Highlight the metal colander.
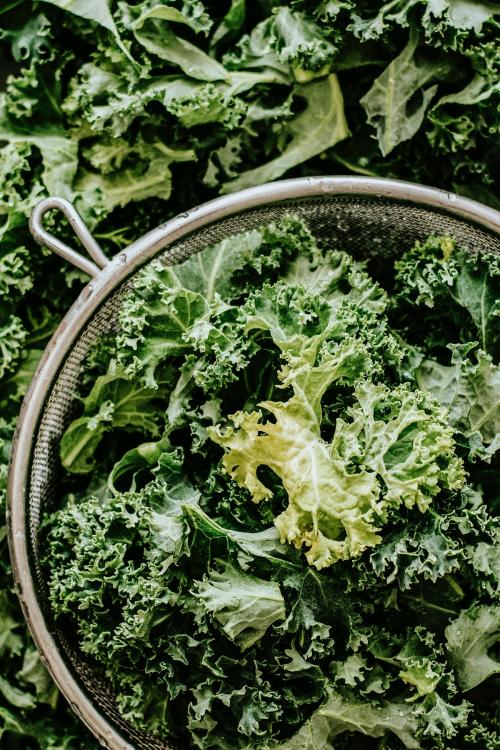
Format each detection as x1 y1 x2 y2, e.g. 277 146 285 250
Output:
8 177 500 749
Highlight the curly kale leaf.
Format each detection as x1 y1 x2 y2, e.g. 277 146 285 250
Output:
393 235 500 359
59 367 173 473
0 96 78 201
222 74 348 192
368 486 498 593
76 138 196 223
44 468 321 745
114 216 315 388
276 688 420 749
0 315 26 380
446 604 500 691
465 528 500 598
360 29 450 156
348 0 500 42
416 344 500 460
129 10 228 81
193 563 286 650
225 6 336 79
162 214 316 303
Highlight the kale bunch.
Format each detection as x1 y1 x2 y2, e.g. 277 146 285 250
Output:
44 218 499 749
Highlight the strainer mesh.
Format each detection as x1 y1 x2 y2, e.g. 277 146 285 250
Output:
27 196 500 749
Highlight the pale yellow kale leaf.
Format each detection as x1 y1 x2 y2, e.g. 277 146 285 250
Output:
210 340 464 570
210 339 382 568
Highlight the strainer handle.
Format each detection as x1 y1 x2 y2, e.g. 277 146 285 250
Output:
29 197 109 278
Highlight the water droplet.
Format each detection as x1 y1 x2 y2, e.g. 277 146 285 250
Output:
337 219 349 232
118 253 127 264
179 211 189 219
447 192 457 203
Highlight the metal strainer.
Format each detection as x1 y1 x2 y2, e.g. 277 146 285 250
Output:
8 177 500 749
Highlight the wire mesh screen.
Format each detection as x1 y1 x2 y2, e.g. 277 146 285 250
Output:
26 195 500 749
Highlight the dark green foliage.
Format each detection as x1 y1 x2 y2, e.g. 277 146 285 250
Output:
1 1 499 748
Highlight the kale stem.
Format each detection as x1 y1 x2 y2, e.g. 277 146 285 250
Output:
444 575 465 599
0 0 23 15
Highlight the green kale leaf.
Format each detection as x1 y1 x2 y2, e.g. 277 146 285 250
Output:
446 605 500 691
